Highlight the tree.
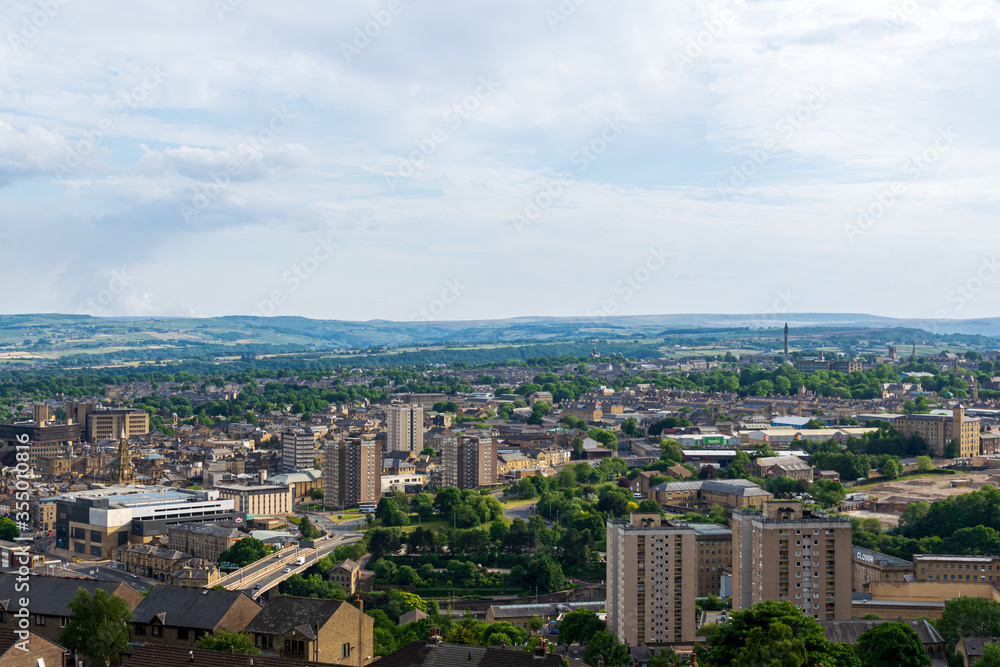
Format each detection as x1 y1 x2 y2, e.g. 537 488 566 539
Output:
974 643 1000 667
916 455 933 472
621 417 643 437
218 537 270 567
696 600 857 667
876 454 902 480
558 609 605 645
196 630 261 655
529 616 546 633
0 518 19 541
944 438 960 458
59 588 133 667
367 528 403 559
480 621 526 647
935 597 1000 656
808 479 846 508
727 450 750 479
310 488 324 500
523 555 565 593
637 500 661 513
660 439 684 463
571 437 586 460
298 516 322 540
856 622 930 667
583 631 630 667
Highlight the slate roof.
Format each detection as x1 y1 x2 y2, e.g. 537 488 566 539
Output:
820 619 943 645
372 641 582 667
0 574 143 617
132 585 259 630
244 596 350 637
123 644 325 667
959 637 1000 658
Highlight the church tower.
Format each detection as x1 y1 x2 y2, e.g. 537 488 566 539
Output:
783 323 789 358
112 426 135 485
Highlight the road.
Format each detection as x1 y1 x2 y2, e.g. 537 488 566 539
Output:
503 501 537 522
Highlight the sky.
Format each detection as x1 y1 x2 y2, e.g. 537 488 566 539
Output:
1 0 999 324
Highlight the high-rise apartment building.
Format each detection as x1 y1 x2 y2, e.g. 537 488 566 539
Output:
694 523 732 598
282 429 315 472
323 438 380 510
441 435 497 489
732 500 852 621
386 405 424 452
606 514 697 646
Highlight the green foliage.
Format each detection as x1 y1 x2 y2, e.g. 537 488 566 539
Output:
696 600 859 667
298 515 322 540
875 454 902 479
59 588 133 667
367 527 403 559
916 455 933 472
558 609 605 646
974 643 1000 667
857 622 930 667
195 630 261 655
480 621 527 647
934 597 1000 657
648 417 693 436
218 537 269 567
277 574 348 600
808 479 846 507
0 517 19 541
583 631 630 667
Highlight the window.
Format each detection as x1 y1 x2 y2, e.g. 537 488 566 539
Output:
177 628 189 639
151 625 162 637
135 624 146 635
60 617 68 628
342 643 352 658
34 615 45 626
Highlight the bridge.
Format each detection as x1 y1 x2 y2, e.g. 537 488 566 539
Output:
212 533 363 598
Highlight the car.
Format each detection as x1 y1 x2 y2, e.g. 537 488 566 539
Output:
88 570 95 575
284 567 292 573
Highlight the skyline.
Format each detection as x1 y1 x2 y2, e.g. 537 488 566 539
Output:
1 1 998 322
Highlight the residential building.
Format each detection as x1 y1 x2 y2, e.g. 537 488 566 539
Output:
441 436 497 489
795 358 863 374
216 484 292 517
328 559 361 595
958 638 1000 667
0 575 143 645
123 644 330 667
281 429 315 472
372 640 575 667
0 630 66 667
899 405 980 457
130 585 261 647
694 523 733 598
852 547 913 591
245 596 374 666
323 438 380 510
386 405 424 453
606 514 697 646
53 486 238 559
380 473 425 495
732 500 852 621
167 522 243 562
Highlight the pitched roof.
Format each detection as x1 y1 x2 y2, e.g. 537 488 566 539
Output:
0 629 65 656
0 574 142 617
244 596 354 636
132 585 259 630
123 643 325 667
373 641 578 667
820 619 943 646
959 637 1000 658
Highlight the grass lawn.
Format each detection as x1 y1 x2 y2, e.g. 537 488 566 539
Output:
500 498 538 509
287 515 301 524
400 517 451 533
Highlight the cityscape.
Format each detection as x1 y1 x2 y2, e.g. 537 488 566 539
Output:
2 2 999 667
